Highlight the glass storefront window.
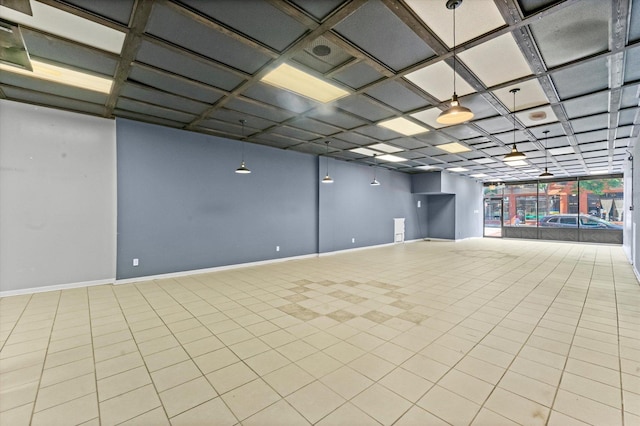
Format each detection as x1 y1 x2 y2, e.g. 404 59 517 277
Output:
503 183 537 227
579 178 623 224
483 176 623 242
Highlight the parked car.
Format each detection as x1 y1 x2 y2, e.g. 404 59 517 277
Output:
538 214 622 229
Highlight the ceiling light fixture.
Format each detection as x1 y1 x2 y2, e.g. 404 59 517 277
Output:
437 0 474 125
377 117 428 136
504 87 526 162
0 59 113 93
235 119 251 174
437 141 471 153
260 63 349 103
539 130 553 178
322 141 333 183
371 154 380 186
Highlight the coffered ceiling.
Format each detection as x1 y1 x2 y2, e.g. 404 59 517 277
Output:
1 0 638 181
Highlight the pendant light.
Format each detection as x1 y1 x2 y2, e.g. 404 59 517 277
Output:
322 140 333 183
539 130 553 178
235 119 251 174
437 0 474 125
504 88 526 162
370 154 380 186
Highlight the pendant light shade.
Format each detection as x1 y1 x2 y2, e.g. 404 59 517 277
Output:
322 140 333 183
436 0 473 125
504 88 526 162
539 130 553 178
437 93 474 125
371 154 380 186
235 119 251 174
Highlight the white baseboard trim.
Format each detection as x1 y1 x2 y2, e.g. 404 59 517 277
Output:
114 254 318 285
0 278 114 298
319 239 425 257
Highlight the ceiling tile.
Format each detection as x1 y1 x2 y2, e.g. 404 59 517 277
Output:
551 57 608 99
334 0 435 71
289 0 349 21
58 0 134 25
405 61 475 102
571 113 609 133
406 0 505 47
624 45 640 83
135 40 244 91
529 0 610 67
0 0 126 53
457 33 532 88
515 105 558 127
563 91 609 118
22 29 118 76
335 95 394 121
242 83 318 113
493 79 549 111
146 2 271 74
365 81 431 112
121 83 209 115
332 61 384 89
181 0 306 51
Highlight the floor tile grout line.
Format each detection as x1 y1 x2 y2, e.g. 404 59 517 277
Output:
612 248 627 426
108 283 174 424
26 291 62 425
544 244 598 426
454 243 589 425
0 293 33 353
123 276 292 423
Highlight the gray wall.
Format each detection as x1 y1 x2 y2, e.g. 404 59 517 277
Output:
411 171 484 240
0 100 117 293
116 119 318 279
442 172 484 239
427 195 455 239
319 158 428 253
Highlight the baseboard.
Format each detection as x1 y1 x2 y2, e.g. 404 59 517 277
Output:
0 278 114 298
319 239 426 257
114 253 318 285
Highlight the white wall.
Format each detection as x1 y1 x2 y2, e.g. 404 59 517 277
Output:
624 141 639 280
0 100 117 294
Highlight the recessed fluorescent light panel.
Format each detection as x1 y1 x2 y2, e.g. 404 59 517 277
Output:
261 63 349 103
377 154 406 162
0 1 125 54
448 167 468 172
473 158 497 164
505 160 528 166
0 59 113 93
369 143 403 153
416 165 438 170
590 170 609 175
470 173 488 178
349 147 379 156
437 142 471 153
377 117 429 136
549 146 575 155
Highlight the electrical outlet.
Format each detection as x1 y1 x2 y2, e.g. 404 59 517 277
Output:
351 237 355 243
133 258 139 267
276 246 280 252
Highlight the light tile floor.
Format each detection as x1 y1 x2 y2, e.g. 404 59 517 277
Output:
1 239 639 425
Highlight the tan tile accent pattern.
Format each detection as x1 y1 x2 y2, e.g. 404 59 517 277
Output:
0 239 639 425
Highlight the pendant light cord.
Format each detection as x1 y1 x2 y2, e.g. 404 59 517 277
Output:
240 119 246 162
452 5 456 94
544 130 549 170
512 90 516 144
